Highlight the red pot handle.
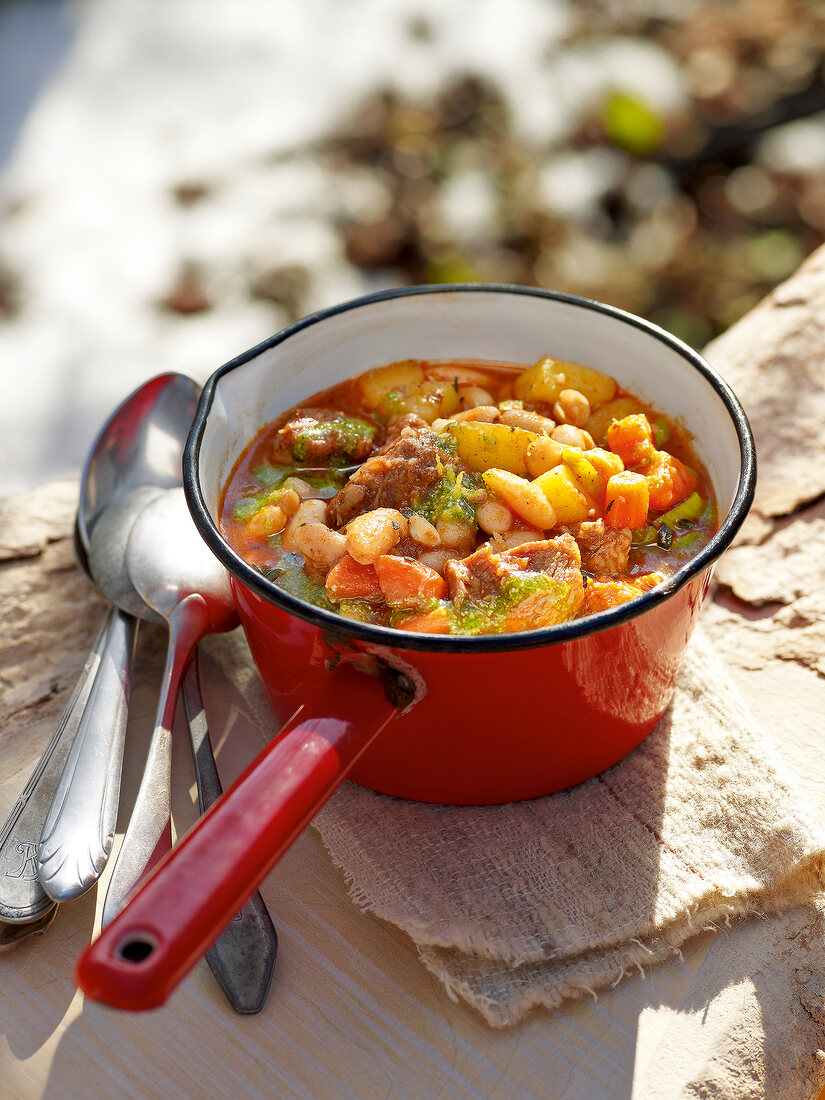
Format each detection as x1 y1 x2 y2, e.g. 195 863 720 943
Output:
75 661 398 1010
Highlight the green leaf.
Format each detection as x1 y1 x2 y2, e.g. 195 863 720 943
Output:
602 90 664 155
426 252 481 285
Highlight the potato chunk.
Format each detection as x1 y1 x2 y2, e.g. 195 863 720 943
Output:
515 357 617 408
446 421 538 475
383 380 461 423
359 360 424 408
533 465 590 524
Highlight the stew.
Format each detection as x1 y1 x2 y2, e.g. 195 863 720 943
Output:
220 356 716 635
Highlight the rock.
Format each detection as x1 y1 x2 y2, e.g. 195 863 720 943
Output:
0 482 106 762
704 245 825 518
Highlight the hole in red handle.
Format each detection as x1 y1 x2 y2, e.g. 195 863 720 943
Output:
116 934 157 964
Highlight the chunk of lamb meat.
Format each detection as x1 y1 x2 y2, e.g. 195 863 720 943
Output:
327 424 443 528
272 408 376 465
445 535 584 630
581 571 665 615
383 412 430 443
564 519 631 576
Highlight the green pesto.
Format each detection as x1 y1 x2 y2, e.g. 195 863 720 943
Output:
337 599 376 622
497 571 565 610
291 415 376 463
452 573 567 635
380 389 407 417
232 496 266 522
270 553 335 611
252 464 290 488
412 465 482 526
253 464 345 493
435 432 458 456
232 466 344 521
254 463 343 490
386 572 566 636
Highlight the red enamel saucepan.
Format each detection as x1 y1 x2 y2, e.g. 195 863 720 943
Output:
76 285 756 1010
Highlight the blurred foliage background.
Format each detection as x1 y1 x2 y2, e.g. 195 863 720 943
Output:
4 0 825 490
226 0 825 351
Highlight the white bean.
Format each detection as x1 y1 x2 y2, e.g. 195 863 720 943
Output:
418 549 459 574
499 408 556 434
553 388 591 427
282 499 329 550
409 514 441 547
551 424 595 449
525 436 564 478
282 476 319 500
346 508 408 564
476 500 513 534
291 523 348 571
268 487 300 516
449 405 500 423
246 505 287 540
436 518 476 552
458 386 495 409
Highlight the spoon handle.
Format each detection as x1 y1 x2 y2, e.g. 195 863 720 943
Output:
102 593 209 926
0 611 111 922
181 657 277 1013
37 607 137 902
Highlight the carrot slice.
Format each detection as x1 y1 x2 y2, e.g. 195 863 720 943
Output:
325 554 383 602
394 605 453 634
644 452 698 512
604 471 650 529
374 555 447 607
607 414 656 467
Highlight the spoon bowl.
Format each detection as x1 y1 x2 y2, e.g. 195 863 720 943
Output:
0 374 199 928
126 488 237 632
87 486 166 623
36 375 201 904
77 375 205 554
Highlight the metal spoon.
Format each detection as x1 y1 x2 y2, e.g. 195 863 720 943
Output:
0 374 198 929
103 487 277 1011
0 624 104 924
36 374 201 904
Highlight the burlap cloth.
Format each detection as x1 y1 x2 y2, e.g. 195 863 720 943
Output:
215 622 825 1029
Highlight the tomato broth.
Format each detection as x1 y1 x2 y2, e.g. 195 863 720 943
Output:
220 356 716 636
